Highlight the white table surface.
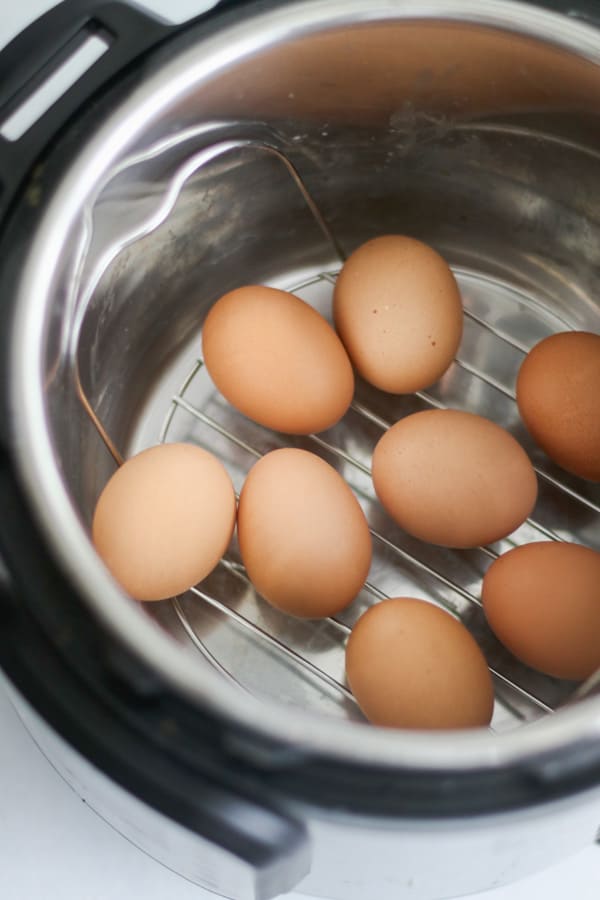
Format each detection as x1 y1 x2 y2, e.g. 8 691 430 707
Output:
1 1 600 898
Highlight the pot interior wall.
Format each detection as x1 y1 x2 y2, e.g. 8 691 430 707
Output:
40 12 600 732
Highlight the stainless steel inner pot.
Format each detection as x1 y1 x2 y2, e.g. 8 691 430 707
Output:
11 0 600 772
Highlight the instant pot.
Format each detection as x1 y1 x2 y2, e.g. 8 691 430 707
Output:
1 1 600 898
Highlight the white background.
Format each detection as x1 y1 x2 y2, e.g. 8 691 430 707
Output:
1 1 599 898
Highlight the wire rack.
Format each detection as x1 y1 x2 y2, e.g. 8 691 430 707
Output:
63 124 600 731
152 265 600 734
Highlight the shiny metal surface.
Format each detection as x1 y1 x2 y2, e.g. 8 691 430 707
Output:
9 0 600 770
7 672 600 900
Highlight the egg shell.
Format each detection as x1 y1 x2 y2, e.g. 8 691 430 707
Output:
372 409 538 548
516 331 600 481
333 235 463 393
237 448 372 617
202 285 354 434
346 598 494 729
482 541 600 680
92 443 236 602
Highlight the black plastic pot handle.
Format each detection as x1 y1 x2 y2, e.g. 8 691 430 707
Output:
0 0 177 221
0 441 311 899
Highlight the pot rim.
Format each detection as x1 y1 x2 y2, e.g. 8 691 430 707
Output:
9 0 600 775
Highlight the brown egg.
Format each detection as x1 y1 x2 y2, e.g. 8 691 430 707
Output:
372 409 537 548
346 598 494 729
202 285 354 434
516 331 600 481
482 541 600 680
92 443 236 602
238 448 372 617
333 235 463 393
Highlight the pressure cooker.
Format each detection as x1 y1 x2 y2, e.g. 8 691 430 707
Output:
0 1 600 898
